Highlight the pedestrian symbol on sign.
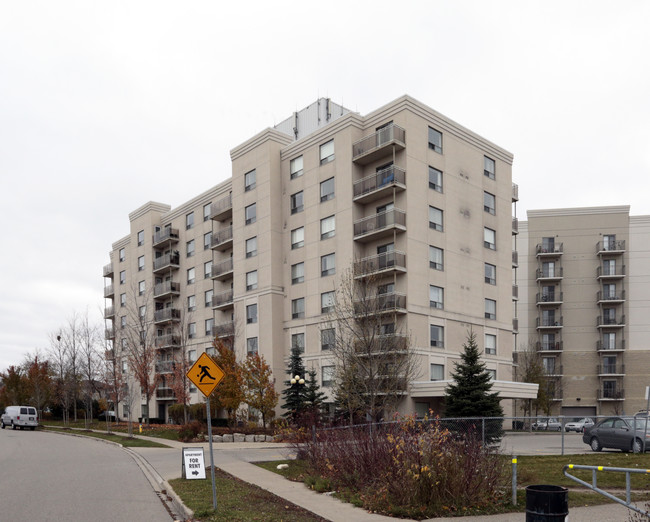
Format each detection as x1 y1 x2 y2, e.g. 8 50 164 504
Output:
198 364 216 382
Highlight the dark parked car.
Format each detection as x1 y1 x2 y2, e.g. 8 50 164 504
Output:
583 416 650 453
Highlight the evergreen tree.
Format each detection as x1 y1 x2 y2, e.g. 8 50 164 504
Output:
281 346 308 422
445 331 504 442
303 368 326 424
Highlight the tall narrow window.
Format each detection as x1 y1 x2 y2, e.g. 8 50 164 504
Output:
246 337 258 355
204 261 212 279
484 191 496 215
291 333 305 353
430 364 444 381
320 215 335 239
429 286 444 309
246 304 258 324
187 295 196 312
119 248 125 262
320 139 334 165
484 227 496 250
204 232 212 250
291 262 304 284
138 280 145 295
429 206 443 231
137 230 144 246
290 191 304 214
246 270 258 291
187 267 195 284
322 366 334 387
120 270 126 284
186 240 195 257
321 291 335 313
485 263 496 285
320 177 335 202
204 289 213 307
485 334 497 355
321 328 335 351
428 166 442 192
245 237 257 258
428 127 442 153
429 246 443 270
292 298 305 319
321 253 335 277
485 299 496 320
203 203 211 221
484 156 495 179
244 169 256 192
291 227 304 249
290 156 303 179
205 318 214 336
430 325 444 348
245 203 256 225
186 212 194 230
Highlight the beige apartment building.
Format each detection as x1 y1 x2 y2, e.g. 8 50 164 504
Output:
103 95 537 422
518 207 650 417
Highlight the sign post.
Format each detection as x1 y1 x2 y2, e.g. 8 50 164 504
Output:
187 352 225 510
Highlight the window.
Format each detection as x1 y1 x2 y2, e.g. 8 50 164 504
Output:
602 283 616 299
137 230 144 246
320 215 335 240
485 263 496 285
290 155 303 179
542 357 555 375
603 234 617 250
120 270 126 285
428 127 442 153
322 365 334 387
186 239 195 257
290 191 304 214
246 304 258 324
188 322 196 339
245 203 256 225
119 248 125 262
321 253 335 277
204 232 212 250
321 328 335 351
206 346 216 356
187 295 196 312
292 298 305 319
429 206 443 231
485 334 497 355
202 318 212 336
484 227 496 250
205 289 213 307
187 267 195 284
244 169 256 191
430 325 444 348
120 316 126 329
136 255 144 271
487 369 497 381
186 212 194 230
429 166 442 192
291 227 304 249
485 299 496 320
320 177 335 202
429 246 443 270
247 337 258 355
204 261 212 279
291 262 304 284
291 333 304 353
245 237 257 258
430 363 444 381
320 139 334 165
484 156 495 179
120 293 126 307
121 337 127 349
603 259 616 276
602 332 616 350
541 285 556 301
542 261 556 278
122 360 127 373
246 270 258 291
321 291 335 313
429 286 444 309
203 203 211 222
484 191 496 215
138 280 145 295
541 237 555 253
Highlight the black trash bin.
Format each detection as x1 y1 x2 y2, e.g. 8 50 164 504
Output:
525 484 568 521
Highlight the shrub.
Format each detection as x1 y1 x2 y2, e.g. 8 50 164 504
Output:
168 404 185 424
178 420 204 442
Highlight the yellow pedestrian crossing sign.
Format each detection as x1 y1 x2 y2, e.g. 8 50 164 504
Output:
187 353 225 397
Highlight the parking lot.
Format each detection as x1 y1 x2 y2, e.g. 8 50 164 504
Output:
500 430 594 456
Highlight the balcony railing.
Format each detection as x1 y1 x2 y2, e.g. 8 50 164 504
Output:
156 387 175 399
353 292 407 315
153 308 181 324
536 317 563 328
597 265 626 278
104 284 115 298
597 290 625 303
353 166 406 203
512 218 519 235
512 284 519 300
103 263 114 277
512 183 519 202
153 227 179 247
105 327 115 340
536 267 563 280
353 251 406 278
536 341 563 352
512 318 519 332
597 315 625 327
352 123 406 164
153 281 180 298
512 251 519 267
536 292 563 305
153 252 180 273
154 334 180 348
536 243 564 256
545 365 563 377
212 321 235 338
212 289 234 309
104 306 115 319
210 194 232 221
353 209 406 242
355 333 410 355
596 240 625 254
598 364 625 376
155 361 175 374
211 258 234 280
211 225 233 251
598 388 625 400
597 339 626 351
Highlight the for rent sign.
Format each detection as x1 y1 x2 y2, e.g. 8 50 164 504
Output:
183 447 206 480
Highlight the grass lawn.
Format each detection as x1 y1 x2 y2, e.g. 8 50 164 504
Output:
44 419 183 441
169 468 328 522
43 426 171 448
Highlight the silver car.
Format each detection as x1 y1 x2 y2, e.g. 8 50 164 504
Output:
565 417 594 433
583 417 650 453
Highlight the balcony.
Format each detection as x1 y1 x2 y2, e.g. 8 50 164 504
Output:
154 334 180 349
536 267 563 281
512 251 519 268
212 321 235 339
352 123 406 165
104 284 115 298
597 290 625 304
536 243 563 257
156 387 176 400
512 218 519 235
210 194 232 221
211 225 233 251
512 318 519 333
536 292 563 306
155 361 175 374
355 333 410 355
153 281 180 299
597 388 625 401
103 263 114 277
545 365 563 377
211 258 234 281
353 292 407 316
536 341 563 352
212 289 234 310
353 209 406 243
597 339 626 352
104 306 115 319
598 364 625 376
536 316 563 329
152 227 179 248
597 265 626 279
153 252 180 274
353 166 406 204
512 284 519 301
105 327 115 340
512 183 519 202
153 308 181 324
597 240 625 255
353 251 406 279
105 349 115 361
596 315 625 328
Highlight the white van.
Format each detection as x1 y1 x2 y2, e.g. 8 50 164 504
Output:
1 406 38 430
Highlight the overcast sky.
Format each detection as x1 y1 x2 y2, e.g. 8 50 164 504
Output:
1 1 649 372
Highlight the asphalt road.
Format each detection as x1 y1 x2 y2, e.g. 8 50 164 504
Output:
0 428 173 522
